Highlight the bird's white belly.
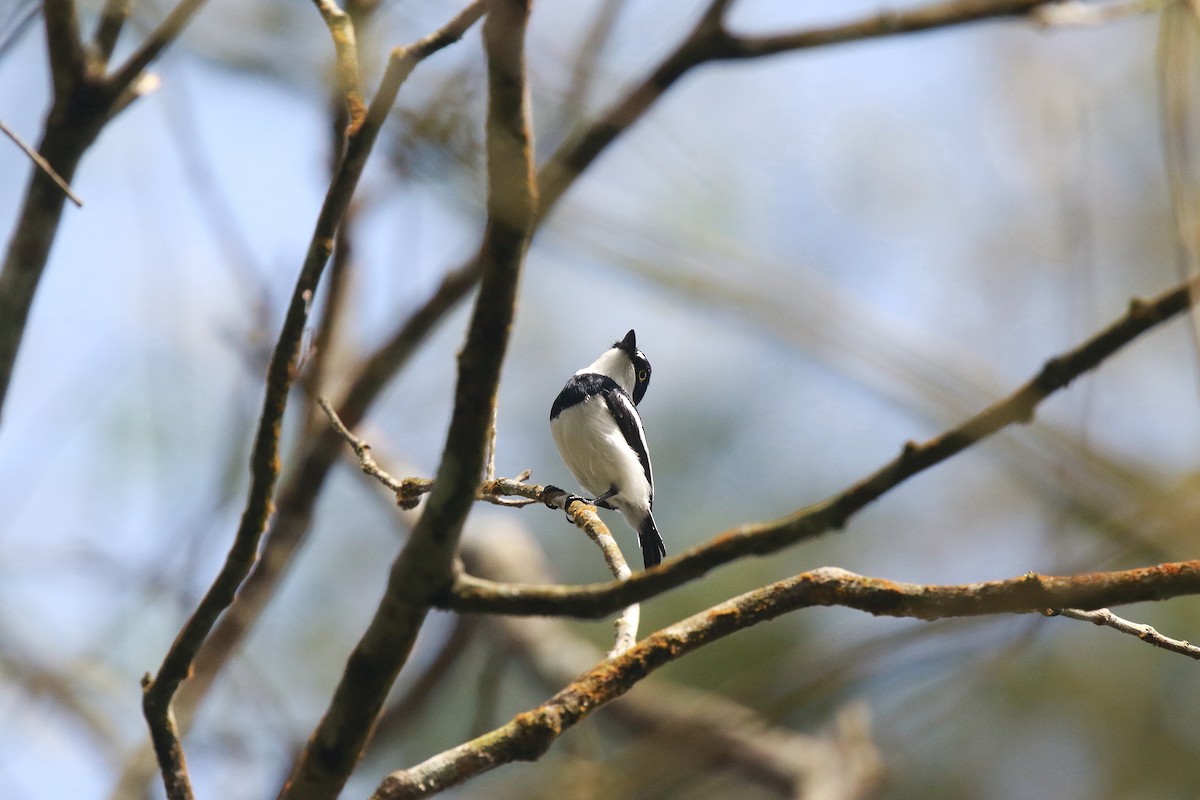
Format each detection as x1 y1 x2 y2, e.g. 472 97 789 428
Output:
550 397 651 514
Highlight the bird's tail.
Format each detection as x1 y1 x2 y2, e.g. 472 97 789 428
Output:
638 513 666 569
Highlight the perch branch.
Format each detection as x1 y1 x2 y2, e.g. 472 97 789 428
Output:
442 275 1200 618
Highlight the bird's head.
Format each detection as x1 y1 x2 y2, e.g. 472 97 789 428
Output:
578 329 652 404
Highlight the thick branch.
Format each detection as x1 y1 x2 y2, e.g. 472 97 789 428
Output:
277 3 537 798
441 275 1200 618
377 561 1200 798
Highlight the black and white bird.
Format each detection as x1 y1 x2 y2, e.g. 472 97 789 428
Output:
549 329 666 569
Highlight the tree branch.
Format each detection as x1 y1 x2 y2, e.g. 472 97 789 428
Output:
139 12 452 798
441 275 1200 618
538 0 1057 212
0 0 212 425
377 560 1200 798
715 0 1054 60
1052 606 1200 659
277 2 537 797
150 6 490 750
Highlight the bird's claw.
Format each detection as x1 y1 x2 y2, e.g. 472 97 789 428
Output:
561 493 589 522
543 484 590 522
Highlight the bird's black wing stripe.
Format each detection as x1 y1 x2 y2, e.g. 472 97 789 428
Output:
551 373 607 420
602 386 653 496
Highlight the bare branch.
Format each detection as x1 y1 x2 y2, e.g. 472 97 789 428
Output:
317 397 407 495
538 0 1057 214
140 6 469 796
1052 607 1200 659
0 0 214 425
141 12 493 755
443 275 1200 618
545 491 641 654
378 561 1200 798
717 0 1054 60
278 2 537 796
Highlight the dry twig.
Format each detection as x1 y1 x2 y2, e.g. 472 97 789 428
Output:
1052 606 1200 659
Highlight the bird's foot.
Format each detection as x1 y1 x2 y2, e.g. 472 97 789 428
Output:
543 485 589 521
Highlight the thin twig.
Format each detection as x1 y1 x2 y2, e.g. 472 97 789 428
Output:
443 275 1200 618
0 118 83 207
484 401 498 481
376 561 1200 798
317 396 407 494
1052 607 1200 659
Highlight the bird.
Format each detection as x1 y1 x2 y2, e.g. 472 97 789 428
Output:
549 329 666 569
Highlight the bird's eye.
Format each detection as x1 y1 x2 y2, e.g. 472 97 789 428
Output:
638 370 648 382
